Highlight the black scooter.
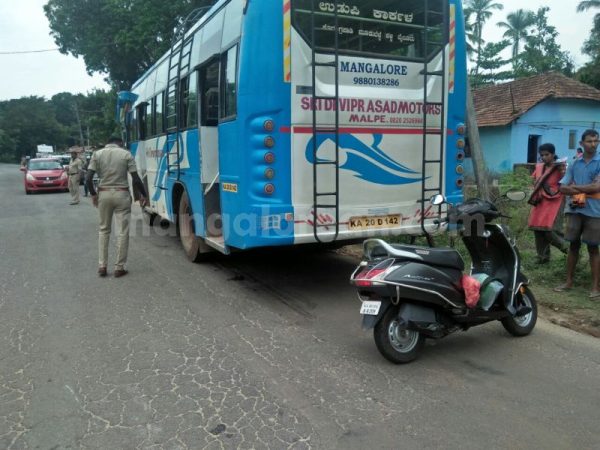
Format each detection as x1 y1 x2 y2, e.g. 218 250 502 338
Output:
350 193 537 363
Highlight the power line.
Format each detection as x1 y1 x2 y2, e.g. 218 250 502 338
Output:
0 48 60 55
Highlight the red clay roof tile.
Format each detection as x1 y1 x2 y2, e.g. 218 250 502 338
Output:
472 72 600 127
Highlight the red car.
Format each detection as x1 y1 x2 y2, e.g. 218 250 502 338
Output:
21 158 69 195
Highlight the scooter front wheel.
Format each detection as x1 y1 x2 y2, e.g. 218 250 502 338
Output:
374 305 425 364
501 287 538 336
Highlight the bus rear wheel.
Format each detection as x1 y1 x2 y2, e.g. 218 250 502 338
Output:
178 191 201 261
178 191 213 262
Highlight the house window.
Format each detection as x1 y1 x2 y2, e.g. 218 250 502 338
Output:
568 130 577 149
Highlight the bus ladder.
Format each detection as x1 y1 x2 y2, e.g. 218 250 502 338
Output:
310 0 340 243
419 0 447 243
165 8 208 178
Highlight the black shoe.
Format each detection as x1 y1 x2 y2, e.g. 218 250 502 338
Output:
98 267 107 277
114 269 128 278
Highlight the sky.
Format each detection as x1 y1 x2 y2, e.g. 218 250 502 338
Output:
0 1 596 101
0 0 109 101
480 0 594 68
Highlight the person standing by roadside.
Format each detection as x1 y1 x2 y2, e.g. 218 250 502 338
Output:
86 136 148 278
554 129 600 299
527 143 568 264
67 149 84 205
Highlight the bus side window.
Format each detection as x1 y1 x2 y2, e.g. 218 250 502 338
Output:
146 101 154 137
137 104 147 140
154 92 164 135
220 44 238 120
181 71 199 128
130 108 138 142
201 59 220 127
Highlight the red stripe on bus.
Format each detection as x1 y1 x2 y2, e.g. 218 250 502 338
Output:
283 127 442 135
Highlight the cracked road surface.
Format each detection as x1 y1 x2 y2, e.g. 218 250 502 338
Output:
1 164 599 449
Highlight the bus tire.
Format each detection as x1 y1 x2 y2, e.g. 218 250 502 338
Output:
178 191 213 262
178 191 201 261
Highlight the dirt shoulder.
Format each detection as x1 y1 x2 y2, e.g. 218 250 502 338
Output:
338 245 600 338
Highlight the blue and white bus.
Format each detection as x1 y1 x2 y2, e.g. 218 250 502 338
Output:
116 0 467 261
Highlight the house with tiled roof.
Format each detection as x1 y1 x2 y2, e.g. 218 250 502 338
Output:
470 72 600 173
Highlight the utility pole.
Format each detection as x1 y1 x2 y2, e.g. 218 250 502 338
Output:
466 87 490 201
73 101 85 147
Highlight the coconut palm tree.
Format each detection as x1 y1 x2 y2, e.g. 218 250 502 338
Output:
463 8 477 57
464 0 504 79
497 9 535 67
577 1 600 12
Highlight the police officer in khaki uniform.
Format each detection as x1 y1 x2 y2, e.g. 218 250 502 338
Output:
86 136 148 278
67 150 84 205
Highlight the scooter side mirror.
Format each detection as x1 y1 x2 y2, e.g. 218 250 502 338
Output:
505 190 526 201
430 194 445 205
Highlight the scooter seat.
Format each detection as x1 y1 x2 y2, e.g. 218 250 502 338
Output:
389 244 465 271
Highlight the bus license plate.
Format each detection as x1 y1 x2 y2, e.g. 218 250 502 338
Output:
349 214 401 230
360 301 381 316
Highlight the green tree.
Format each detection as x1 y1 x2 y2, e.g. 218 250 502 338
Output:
0 97 68 162
44 0 215 89
78 89 120 146
463 9 478 58
0 126 17 163
464 0 504 81
576 14 600 89
577 1 600 13
514 7 574 77
50 91 120 148
496 9 535 69
470 39 513 86
0 90 118 163
578 1 600 63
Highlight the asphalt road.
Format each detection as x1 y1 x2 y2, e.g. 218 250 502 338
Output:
1 163 599 450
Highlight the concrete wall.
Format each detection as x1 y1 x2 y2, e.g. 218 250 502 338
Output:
467 99 600 174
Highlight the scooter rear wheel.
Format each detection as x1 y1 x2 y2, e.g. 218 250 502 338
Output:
374 305 425 364
501 287 537 336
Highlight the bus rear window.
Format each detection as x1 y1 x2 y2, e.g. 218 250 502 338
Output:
292 0 445 60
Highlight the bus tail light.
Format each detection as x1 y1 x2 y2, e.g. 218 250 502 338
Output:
263 120 274 132
264 152 275 164
264 183 275 195
456 124 466 135
264 136 275 148
264 168 275 179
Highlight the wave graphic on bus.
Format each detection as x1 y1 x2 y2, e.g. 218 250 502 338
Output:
305 133 424 185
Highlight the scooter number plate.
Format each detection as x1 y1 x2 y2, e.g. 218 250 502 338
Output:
360 301 381 315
